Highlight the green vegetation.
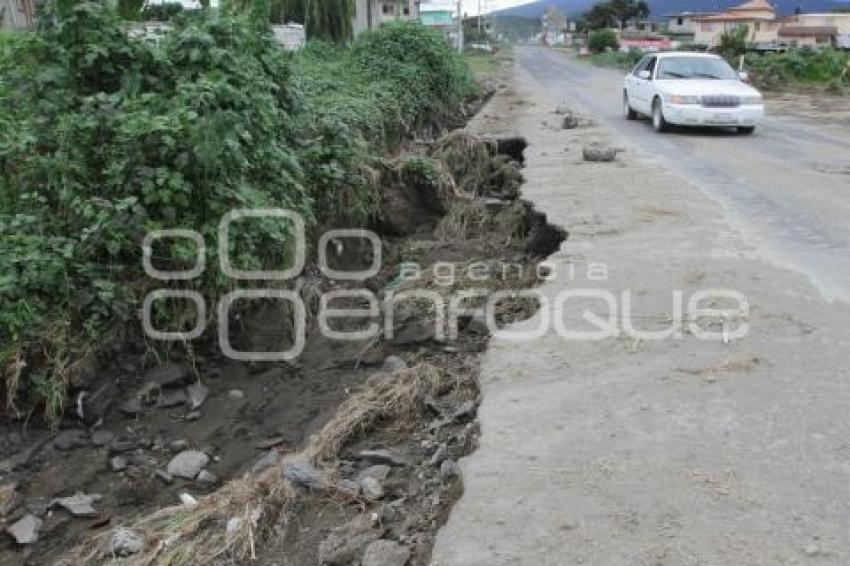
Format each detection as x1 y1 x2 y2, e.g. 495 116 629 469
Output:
0 3 473 423
587 49 642 69
588 29 620 53
743 49 850 90
717 26 749 62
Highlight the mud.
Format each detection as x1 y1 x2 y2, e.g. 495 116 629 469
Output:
0 112 565 564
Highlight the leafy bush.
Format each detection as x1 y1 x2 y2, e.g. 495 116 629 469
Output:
0 7 473 422
588 48 642 70
588 29 619 53
743 48 850 89
718 25 749 62
0 4 308 420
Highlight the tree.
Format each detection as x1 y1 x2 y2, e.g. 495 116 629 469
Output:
266 0 355 42
718 25 749 62
588 28 619 53
584 0 650 30
584 3 615 30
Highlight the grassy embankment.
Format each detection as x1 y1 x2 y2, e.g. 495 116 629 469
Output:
0 4 474 423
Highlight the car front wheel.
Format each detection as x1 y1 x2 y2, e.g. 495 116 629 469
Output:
652 98 669 133
623 92 637 120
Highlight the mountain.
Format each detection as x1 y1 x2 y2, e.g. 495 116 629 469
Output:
491 0 850 20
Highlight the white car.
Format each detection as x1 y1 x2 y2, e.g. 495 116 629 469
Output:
623 52 765 134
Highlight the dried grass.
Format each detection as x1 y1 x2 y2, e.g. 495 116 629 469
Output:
429 131 492 198
307 363 444 463
435 199 528 244
70 467 295 565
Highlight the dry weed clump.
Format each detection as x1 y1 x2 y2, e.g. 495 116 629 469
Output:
307 363 447 463
71 467 295 565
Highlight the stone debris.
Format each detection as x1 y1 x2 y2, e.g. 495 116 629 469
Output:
360 477 385 501
90 430 114 447
110 456 128 472
6 513 42 545
428 444 448 467
382 356 408 372
318 515 384 566
166 450 209 480
358 465 391 482
103 527 144 557
227 389 245 401
187 381 210 410
51 492 99 517
282 459 328 491
562 112 580 129
362 540 412 566
356 449 411 468
54 429 88 451
582 143 621 163
157 388 188 408
145 363 188 388
440 459 460 481
196 469 217 486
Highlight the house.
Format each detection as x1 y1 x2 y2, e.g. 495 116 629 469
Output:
420 3 454 28
0 0 35 31
541 8 571 46
663 12 715 42
779 13 850 48
693 0 780 48
353 0 420 36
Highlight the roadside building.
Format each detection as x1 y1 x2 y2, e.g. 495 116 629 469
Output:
541 7 571 46
353 0 420 36
780 13 850 48
693 0 779 49
420 2 460 47
663 12 715 43
0 0 35 30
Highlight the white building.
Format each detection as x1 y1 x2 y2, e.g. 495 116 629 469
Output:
353 0 420 36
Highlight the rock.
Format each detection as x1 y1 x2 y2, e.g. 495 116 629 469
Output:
157 388 188 408
362 540 411 566
804 544 820 557
359 465 391 482
381 356 408 372
452 399 476 422
145 363 188 388
118 397 142 417
54 429 88 451
184 410 202 422
169 439 189 452
360 477 385 500
91 430 114 447
337 479 361 498
186 381 209 410
110 456 128 472
582 143 620 162
227 389 245 401
562 112 580 129
196 469 217 486
282 459 327 491
77 382 117 426
6 513 42 545
166 450 209 480
440 459 459 481
155 469 174 484
428 444 448 467
255 435 287 449
356 449 411 468
389 321 436 345
103 527 144 557
318 515 383 566
251 450 282 474
52 492 99 517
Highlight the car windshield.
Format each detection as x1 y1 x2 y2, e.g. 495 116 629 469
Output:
656 57 739 80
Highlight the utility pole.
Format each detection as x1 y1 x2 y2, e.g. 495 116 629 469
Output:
478 0 482 33
457 0 463 54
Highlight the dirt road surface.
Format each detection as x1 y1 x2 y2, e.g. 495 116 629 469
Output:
431 47 850 565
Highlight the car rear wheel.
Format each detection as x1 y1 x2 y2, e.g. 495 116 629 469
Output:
623 92 637 120
652 98 669 133
737 126 756 135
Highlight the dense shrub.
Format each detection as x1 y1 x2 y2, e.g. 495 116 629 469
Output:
588 48 642 70
743 48 850 89
588 29 619 53
0 6 472 422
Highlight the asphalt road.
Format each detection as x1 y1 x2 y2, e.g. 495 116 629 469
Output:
517 47 850 304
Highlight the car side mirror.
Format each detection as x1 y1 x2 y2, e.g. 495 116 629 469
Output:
638 70 651 80
738 71 749 82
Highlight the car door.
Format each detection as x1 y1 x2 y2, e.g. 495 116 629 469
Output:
625 56 649 109
633 56 658 114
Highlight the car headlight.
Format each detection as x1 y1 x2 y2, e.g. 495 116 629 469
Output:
664 94 701 105
740 95 763 105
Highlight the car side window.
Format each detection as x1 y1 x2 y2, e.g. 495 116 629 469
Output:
632 56 649 77
645 57 657 79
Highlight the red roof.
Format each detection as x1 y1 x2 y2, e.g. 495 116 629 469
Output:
778 26 838 37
